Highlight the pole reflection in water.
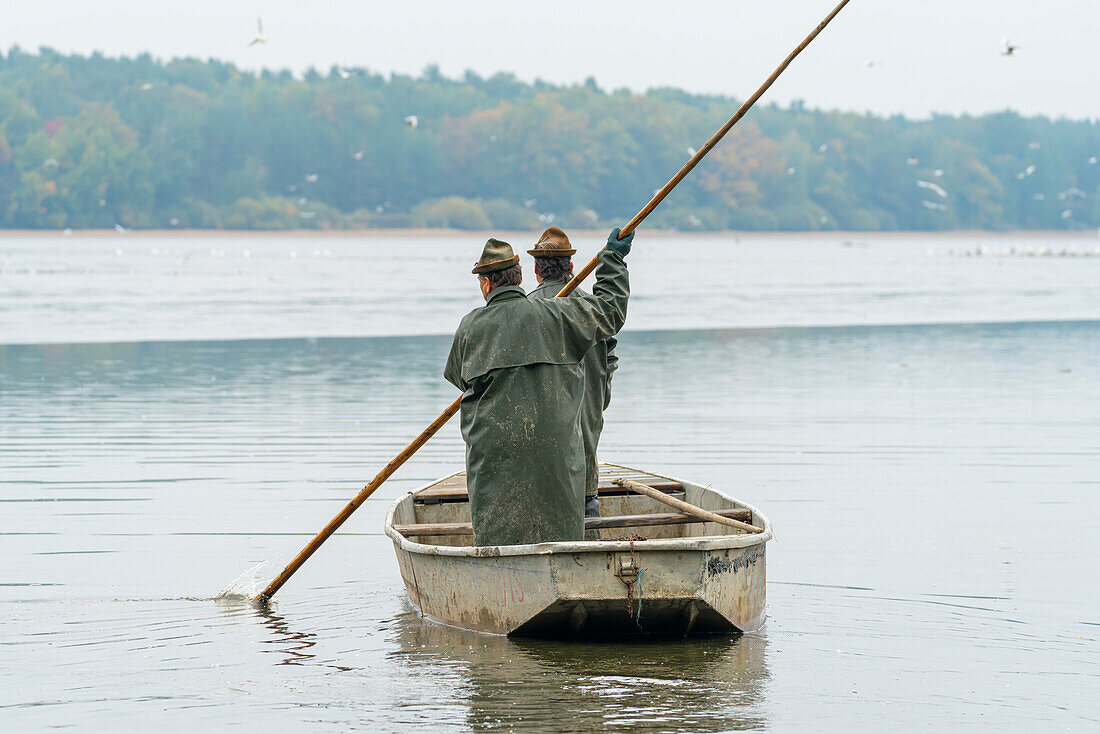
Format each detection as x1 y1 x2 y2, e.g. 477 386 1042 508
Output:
252 605 354 672
387 602 769 732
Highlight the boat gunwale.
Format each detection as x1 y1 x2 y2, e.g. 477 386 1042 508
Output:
384 466 773 558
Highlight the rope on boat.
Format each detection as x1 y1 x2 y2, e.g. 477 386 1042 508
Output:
613 534 647 627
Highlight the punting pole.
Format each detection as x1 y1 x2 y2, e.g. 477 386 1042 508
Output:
614 479 764 534
555 0 853 297
255 0 851 604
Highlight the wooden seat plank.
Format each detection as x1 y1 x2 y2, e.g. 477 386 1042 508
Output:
415 480 684 504
395 507 753 537
415 464 683 503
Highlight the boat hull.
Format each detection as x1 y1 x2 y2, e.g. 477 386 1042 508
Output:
386 465 771 636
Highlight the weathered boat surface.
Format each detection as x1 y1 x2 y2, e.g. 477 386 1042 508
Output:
384 463 772 636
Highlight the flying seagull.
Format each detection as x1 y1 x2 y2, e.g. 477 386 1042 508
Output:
405 115 419 129
1000 38 1018 56
921 200 947 212
917 180 948 198
337 68 352 80
249 17 267 47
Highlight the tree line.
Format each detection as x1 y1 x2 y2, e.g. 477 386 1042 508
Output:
1 47 1097 231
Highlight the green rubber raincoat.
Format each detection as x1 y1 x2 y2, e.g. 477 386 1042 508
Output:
444 251 629 546
528 276 618 500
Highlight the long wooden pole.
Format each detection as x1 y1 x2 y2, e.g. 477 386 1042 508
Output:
255 399 460 603
555 0 853 298
255 0 849 604
615 479 764 534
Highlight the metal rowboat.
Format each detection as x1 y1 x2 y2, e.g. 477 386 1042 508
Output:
385 463 772 636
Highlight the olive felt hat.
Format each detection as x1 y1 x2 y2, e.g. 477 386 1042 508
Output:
527 226 577 256
471 238 521 274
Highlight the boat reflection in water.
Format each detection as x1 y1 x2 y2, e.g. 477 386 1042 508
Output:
388 603 769 732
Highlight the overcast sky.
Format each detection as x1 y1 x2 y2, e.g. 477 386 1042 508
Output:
3 0 1096 120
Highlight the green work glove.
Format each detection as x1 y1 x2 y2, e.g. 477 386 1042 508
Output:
605 227 634 258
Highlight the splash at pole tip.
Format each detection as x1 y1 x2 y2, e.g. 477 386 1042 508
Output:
214 561 274 605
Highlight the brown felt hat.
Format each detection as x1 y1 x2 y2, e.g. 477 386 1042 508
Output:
527 226 576 256
472 238 520 274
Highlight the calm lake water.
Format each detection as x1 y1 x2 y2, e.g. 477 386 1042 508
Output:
2 233 1098 731
2 231 1099 344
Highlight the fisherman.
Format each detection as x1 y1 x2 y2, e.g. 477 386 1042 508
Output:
444 229 633 546
527 227 618 528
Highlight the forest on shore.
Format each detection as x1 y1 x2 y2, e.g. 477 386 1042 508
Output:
1 47 1098 232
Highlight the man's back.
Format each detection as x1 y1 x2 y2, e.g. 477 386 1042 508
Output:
528 278 617 500
445 248 629 546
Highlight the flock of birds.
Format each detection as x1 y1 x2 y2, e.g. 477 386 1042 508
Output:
942 244 1100 258
61 21 1096 234
247 16 417 128
902 143 1097 222
906 156 950 213
106 246 337 260
99 241 1100 264
862 36 1020 70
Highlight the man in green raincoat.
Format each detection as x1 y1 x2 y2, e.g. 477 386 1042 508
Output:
527 227 618 528
444 229 633 546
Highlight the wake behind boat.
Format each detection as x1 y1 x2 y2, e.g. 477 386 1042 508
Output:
385 464 773 636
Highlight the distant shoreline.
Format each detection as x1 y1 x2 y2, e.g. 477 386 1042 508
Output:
1 229 1096 239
